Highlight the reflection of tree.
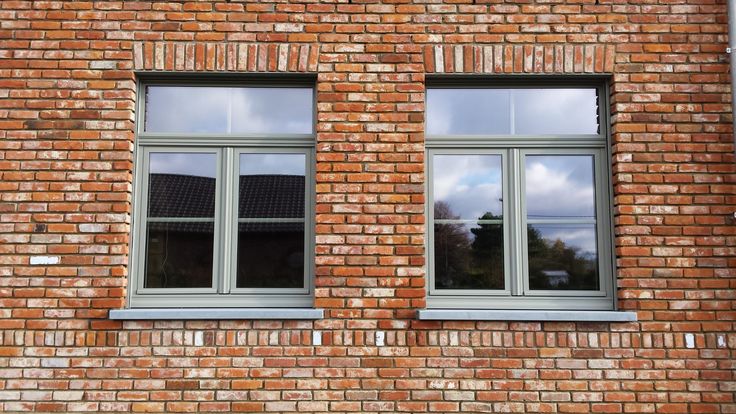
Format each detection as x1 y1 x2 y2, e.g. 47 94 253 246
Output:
434 202 504 289
469 212 504 289
434 201 598 291
434 201 471 289
527 226 598 290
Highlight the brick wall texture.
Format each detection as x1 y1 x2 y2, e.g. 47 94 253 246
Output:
1 0 735 413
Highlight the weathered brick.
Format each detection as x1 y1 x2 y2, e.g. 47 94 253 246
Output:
0 1 733 413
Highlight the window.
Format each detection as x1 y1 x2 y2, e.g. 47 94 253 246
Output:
425 79 614 310
129 78 315 308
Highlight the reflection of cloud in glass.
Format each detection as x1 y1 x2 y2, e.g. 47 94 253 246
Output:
426 88 597 136
230 88 312 134
240 153 305 176
150 153 216 178
433 155 503 220
534 225 597 255
526 155 595 219
146 86 313 134
514 89 598 135
427 89 510 135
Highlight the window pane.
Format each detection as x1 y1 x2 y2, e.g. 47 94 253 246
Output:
237 223 305 288
239 153 306 219
426 89 511 135
148 153 216 218
514 89 599 135
434 223 504 290
145 86 313 134
146 87 229 134
145 222 214 288
433 154 503 220
525 155 595 220
230 88 313 134
426 88 598 136
528 224 599 291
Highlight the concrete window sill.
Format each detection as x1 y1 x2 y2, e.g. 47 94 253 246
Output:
109 308 324 320
416 309 637 322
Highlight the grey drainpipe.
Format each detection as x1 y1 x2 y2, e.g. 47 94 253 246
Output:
730 0 736 157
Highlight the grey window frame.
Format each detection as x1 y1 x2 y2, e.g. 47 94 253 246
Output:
128 75 316 308
425 76 616 311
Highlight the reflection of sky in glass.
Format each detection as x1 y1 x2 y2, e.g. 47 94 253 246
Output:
150 152 216 178
531 224 597 256
145 86 313 134
433 155 503 220
240 153 305 176
514 89 598 135
426 88 598 135
526 155 595 219
427 89 510 135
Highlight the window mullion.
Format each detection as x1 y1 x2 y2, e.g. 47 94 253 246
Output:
509 148 524 296
219 147 236 294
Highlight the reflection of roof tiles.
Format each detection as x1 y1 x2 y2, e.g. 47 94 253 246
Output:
148 221 303 233
149 174 216 218
147 174 305 232
239 174 305 218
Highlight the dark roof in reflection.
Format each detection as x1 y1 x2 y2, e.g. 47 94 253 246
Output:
239 174 305 218
148 174 305 232
149 174 216 218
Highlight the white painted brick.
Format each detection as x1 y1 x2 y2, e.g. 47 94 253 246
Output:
29 256 60 265
685 333 695 349
375 331 385 347
0 391 20 400
41 358 70 368
53 391 84 401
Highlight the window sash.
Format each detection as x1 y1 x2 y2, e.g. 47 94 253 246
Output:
134 147 222 295
228 147 312 295
136 76 316 139
519 148 612 298
427 149 512 296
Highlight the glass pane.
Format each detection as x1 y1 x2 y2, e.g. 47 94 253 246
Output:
426 88 598 136
230 88 313 134
146 87 229 133
528 224 599 291
525 155 595 220
434 223 504 290
239 153 306 219
514 89 599 135
148 153 216 218
144 222 214 288
426 89 511 135
237 222 305 288
433 155 503 221
145 86 313 134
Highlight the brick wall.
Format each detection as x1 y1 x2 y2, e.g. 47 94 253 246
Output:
1 0 734 413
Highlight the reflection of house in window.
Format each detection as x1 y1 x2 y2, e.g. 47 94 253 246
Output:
146 173 305 289
541 270 570 287
146 173 217 288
